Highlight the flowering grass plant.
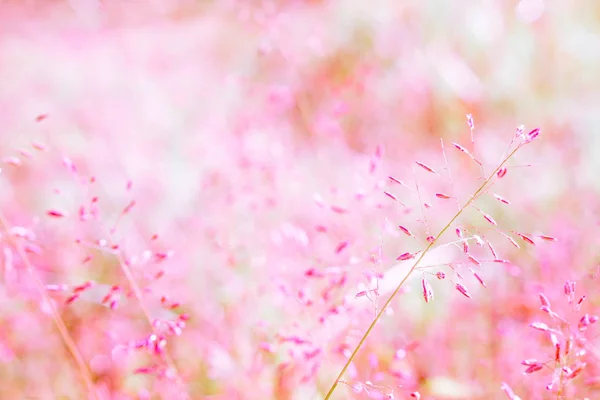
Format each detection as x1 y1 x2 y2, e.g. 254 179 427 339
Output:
1 1 599 400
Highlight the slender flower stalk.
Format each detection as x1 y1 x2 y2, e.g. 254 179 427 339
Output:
0 211 100 400
103 227 188 397
323 145 523 399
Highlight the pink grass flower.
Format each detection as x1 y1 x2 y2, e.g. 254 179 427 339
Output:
47 209 67 218
3 156 21 167
388 176 402 185
398 226 414 237
452 142 482 165
335 241 349 254
523 128 541 143
476 209 497 226
415 161 438 175
469 268 486 287
466 113 474 130
330 205 349 214
455 282 471 298
32 141 47 151
539 293 551 308
493 194 511 204
501 232 520 249
384 191 398 201
62 157 77 173
565 362 586 379
514 232 535 245
396 252 415 261
467 253 481 267
524 363 544 374
421 278 434 303
19 149 33 158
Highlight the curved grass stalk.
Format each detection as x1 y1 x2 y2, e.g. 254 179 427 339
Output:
103 227 188 397
0 211 100 400
323 145 522 399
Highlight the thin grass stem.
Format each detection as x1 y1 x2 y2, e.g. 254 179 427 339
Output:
0 211 100 400
323 145 521 399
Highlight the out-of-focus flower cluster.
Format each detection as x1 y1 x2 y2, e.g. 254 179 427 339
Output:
0 1 599 399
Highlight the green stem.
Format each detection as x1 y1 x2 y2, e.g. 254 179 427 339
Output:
323 146 521 399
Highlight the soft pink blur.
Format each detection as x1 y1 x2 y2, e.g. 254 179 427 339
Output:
0 1 599 399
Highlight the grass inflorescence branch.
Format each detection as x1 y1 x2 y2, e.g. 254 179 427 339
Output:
323 141 527 399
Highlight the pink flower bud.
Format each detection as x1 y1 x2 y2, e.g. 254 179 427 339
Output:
564 281 575 302
3 156 21 167
330 205 349 214
565 362 586 379
467 254 481 267
493 194 511 204
47 209 67 218
514 232 535 245
524 128 540 143
482 212 497 226
455 282 471 298
122 200 136 214
396 252 415 261
466 114 474 130
524 363 544 374
415 161 437 174
335 241 349 254
579 314 591 331
473 235 484 247
384 191 398 201
469 268 486 287
388 176 402 185
65 294 80 305
539 293 551 308
398 226 413 237
550 332 559 348
422 278 434 303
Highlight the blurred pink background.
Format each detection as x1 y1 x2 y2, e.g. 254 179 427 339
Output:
0 1 599 399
